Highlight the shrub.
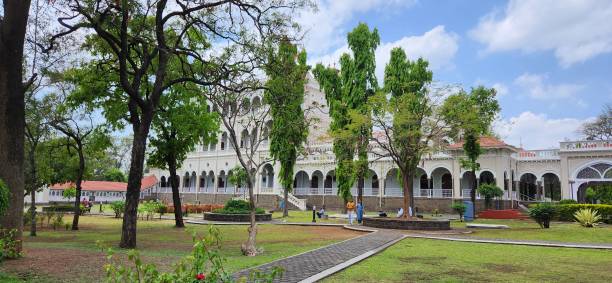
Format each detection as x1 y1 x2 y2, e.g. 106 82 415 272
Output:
42 205 74 213
0 179 9 216
100 226 282 282
477 184 504 209
574 208 602 227
558 199 577 205
0 229 22 261
451 202 467 222
62 187 77 200
213 200 266 214
529 203 556 228
555 204 612 223
52 213 65 230
110 201 125 218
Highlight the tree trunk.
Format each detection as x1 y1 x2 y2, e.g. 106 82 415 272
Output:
168 158 184 228
471 169 476 219
241 177 258 256
72 145 85 230
357 176 364 204
30 191 36 236
120 119 152 248
0 0 31 251
401 169 414 219
283 187 289 217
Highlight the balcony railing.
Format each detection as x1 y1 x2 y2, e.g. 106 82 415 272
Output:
560 140 612 152
513 149 560 160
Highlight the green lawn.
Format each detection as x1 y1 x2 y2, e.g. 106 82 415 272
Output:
1 215 362 282
453 219 612 244
326 238 612 283
271 210 347 224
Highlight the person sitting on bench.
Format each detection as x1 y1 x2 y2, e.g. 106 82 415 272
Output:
316 206 326 218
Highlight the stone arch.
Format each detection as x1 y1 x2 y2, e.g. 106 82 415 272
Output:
311 170 324 194
220 132 228 151
199 171 206 191
364 169 379 196
183 172 190 188
240 129 249 148
431 167 452 195
542 173 561 201
479 170 495 185
206 171 215 192
217 170 227 192
294 171 309 194
460 171 476 198
324 170 336 195
160 176 167 187
385 168 402 196
251 96 261 112
519 173 538 201
574 160 612 180
261 164 274 189
190 171 197 192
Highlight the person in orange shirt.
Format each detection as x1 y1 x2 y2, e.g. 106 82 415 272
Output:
346 200 356 225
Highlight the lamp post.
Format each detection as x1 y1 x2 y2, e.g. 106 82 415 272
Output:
312 205 316 223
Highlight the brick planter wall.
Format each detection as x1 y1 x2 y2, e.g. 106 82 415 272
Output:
203 212 272 222
362 217 451 230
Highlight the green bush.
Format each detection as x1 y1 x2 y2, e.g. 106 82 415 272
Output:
110 201 125 218
42 205 75 212
558 199 578 205
451 202 467 221
574 208 602 227
529 203 556 228
0 229 22 261
477 184 503 209
555 204 612 223
213 199 266 214
100 226 282 282
0 179 9 216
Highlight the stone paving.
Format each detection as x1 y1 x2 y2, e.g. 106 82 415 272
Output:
233 230 404 283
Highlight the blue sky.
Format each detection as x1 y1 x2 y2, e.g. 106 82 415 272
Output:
299 0 612 149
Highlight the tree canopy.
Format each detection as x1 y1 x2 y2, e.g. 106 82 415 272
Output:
264 39 309 217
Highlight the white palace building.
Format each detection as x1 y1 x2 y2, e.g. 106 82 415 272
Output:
148 78 612 212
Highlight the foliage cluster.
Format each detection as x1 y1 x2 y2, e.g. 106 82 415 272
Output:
110 201 125 218
451 202 467 221
573 208 602 227
584 183 612 204
0 179 9 216
0 230 22 261
477 184 504 209
558 199 578 205
166 204 224 214
529 203 556 229
213 200 266 215
100 226 282 283
138 200 166 221
555 204 612 223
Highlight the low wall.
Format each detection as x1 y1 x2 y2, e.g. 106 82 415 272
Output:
363 217 451 230
148 193 515 213
203 212 272 222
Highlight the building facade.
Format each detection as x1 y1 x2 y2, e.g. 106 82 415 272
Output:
148 78 612 211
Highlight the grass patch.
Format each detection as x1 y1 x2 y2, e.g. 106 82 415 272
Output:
326 238 612 283
1 215 362 282
454 219 612 244
271 210 347 224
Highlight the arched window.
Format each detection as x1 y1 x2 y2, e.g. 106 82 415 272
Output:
311 175 319 188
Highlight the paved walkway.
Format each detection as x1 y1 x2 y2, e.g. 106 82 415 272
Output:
233 230 405 283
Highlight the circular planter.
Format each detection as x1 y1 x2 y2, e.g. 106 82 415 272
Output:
363 217 451 230
203 212 272 222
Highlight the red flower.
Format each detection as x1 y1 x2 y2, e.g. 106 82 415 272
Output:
196 273 206 280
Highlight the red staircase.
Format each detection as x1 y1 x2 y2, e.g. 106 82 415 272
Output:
478 209 530 220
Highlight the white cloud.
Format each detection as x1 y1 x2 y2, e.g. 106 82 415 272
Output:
469 0 612 67
298 0 416 56
310 25 459 81
494 112 592 149
514 73 584 103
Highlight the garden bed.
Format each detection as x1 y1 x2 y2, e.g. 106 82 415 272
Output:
203 212 272 222
363 217 451 230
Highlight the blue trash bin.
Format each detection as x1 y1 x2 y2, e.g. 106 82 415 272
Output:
463 200 474 222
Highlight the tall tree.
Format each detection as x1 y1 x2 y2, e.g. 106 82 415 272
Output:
147 82 218 228
47 92 110 230
264 39 309 218
441 86 500 218
346 23 379 204
313 22 379 207
358 48 442 218
581 104 611 140
24 92 52 236
49 0 309 248
0 0 32 249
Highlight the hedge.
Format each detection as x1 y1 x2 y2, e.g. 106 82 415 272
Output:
42 205 74 212
165 204 224 214
555 204 612 223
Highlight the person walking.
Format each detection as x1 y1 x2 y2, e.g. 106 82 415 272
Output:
357 201 364 224
346 200 356 225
